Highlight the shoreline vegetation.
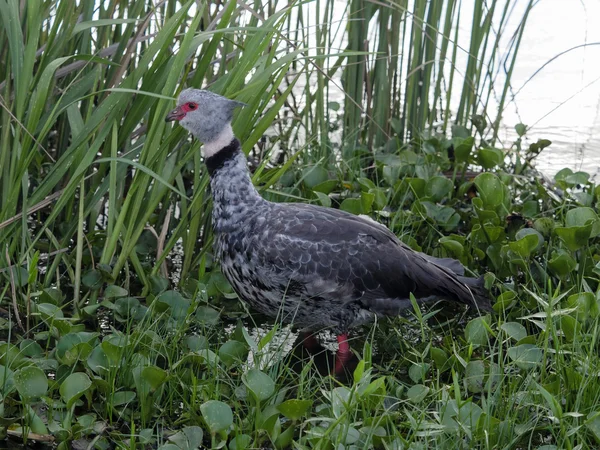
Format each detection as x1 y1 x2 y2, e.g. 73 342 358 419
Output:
1 1 599 449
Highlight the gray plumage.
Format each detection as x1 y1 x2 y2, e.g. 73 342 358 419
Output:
209 142 490 333
176 89 245 142
166 89 491 335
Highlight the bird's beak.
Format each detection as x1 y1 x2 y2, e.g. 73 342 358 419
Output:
165 106 185 122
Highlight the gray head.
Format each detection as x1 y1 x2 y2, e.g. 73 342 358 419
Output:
165 88 245 143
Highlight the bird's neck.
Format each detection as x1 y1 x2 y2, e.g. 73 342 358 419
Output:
202 123 234 159
205 137 266 232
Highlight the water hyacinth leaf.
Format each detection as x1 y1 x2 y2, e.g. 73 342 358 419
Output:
474 173 504 208
24 404 49 435
200 400 233 434
141 366 168 390
457 401 483 429
82 269 103 289
168 426 204 450
339 197 363 215
229 434 252 450
409 363 429 383
564 171 590 186
185 335 208 351
515 228 544 251
405 177 426 198
478 148 504 169
554 224 592 251
465 360 485 393
360 191 375 213
154 290 190 319
515 123 527 137
331 386 351 418
312 179 338 194
37 303 64 321
452 136 474 162
554 167 573 184
567 292 599 318
522 200 539 217
560 315 580 342
425 176 453 202
243 369 275 401
336 425 360 445
2 266 28 287
115 297 145 321
104 285 128 299
218 340 248 367
277 399 313 420
548 250 577 276
314 191 331 207
406 384 429 403
87 345 110 376
14 366 48 399
60 372 92 409
111 391 136 406
507 344 542 370
509 232 540 258
430 347 449 370
439 237 464 258
500 322 527 341
465 317 490 346
19 339 43 358
195 305 220 325
101 334 128 364
374 153 404 167
565 207 600 236
40 287 63 305
302 165 328 189
585 412 600 442
156 445 179 450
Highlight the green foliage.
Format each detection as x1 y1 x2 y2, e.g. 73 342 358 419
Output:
1 0 599 449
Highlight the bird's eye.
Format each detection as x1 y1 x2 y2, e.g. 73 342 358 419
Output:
187 102 197 110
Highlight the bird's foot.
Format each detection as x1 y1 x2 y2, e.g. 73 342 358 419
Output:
334 334 353 375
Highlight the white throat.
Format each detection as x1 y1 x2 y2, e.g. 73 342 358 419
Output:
202 123 234 158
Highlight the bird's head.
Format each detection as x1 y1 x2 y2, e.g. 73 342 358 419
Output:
165 88 245 147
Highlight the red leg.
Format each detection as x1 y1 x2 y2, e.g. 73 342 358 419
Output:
335 334 352 374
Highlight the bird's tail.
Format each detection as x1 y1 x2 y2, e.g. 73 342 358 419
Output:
422 254 492 313
456 275 493 313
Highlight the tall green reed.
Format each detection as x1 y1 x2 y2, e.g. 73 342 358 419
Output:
0 0 532 306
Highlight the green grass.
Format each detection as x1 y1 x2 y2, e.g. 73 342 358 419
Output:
2 0 600 449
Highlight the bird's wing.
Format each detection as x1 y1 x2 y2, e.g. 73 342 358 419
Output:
256 203 483 311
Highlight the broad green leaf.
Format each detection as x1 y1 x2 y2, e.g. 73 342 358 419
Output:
200 400 233 434
14 366 48 399
243 369 275 401
141 366 168 390
474 173 504 208
464 317 490 346
507 344 542 370
500 322 527 341
218 341 248 367
477 148 504 169
60 372 92 409
465 360 485 393
277 399 313 420
425 176 453 202
111 391 136 406
406 384 429 403
301 165 328 189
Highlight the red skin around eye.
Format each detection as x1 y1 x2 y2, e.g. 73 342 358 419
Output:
180 103 197 113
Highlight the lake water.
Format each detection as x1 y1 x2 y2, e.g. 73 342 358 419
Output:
480 0 600 177
293 0 600 178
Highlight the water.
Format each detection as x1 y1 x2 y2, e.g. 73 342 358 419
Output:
496 0 600 177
